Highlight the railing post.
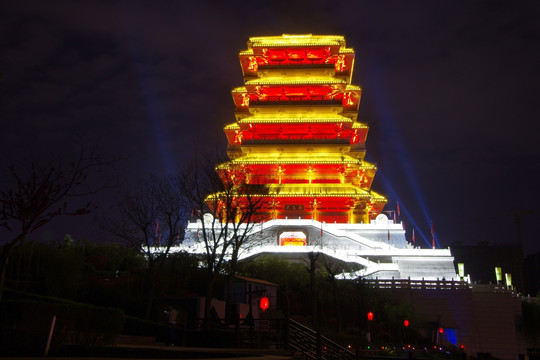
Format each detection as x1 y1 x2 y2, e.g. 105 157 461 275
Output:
44 315 56 357
235 312 240 349
316 329 322 360
284 317 289 350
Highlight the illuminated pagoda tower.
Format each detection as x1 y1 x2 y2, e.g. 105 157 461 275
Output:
221 34 386 224
182 35 457 281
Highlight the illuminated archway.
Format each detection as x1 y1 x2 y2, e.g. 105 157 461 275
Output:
279 231 307 246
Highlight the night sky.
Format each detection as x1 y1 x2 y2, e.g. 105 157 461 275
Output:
2 1 540 255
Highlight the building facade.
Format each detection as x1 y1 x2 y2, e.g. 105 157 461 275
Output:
178 34 458 281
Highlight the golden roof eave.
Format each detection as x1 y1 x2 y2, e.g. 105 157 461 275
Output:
232 86 247 93
352 122 368 129
266 183 378 198
232 84 360 91
248 34 346 48
224 123 241 130
216 155 377 168
236 113 354 124
206 186 387 201
246 77 346 86
345 84 361 91
368 190 387 202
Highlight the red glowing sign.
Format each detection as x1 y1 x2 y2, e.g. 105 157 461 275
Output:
260 297 269 311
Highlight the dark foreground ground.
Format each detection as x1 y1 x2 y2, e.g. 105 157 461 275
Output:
6 344 296 360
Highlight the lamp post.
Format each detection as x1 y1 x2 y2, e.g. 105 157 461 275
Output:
367 312 374 348
437 327 443 347
403 319 412 359
246 284 268 348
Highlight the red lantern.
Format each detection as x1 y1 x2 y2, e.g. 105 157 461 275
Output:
260 296 269 311
403 319 409 327
439 327 444 334
367 312 374 321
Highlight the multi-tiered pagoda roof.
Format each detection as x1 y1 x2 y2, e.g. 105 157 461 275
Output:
218 34 386 224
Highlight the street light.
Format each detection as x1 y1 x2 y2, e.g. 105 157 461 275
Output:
366 312 374 348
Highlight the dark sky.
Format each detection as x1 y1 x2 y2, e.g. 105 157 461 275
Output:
2 1 540 255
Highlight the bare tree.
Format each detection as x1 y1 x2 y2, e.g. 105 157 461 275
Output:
103 176 185 320
0 144 118 300
320 255 357 333
177 156 268 325
223 180 269 326
302 233 327 329
305 251 322 329
177 155 230 325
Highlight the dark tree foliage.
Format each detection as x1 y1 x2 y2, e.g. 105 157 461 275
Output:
0 144 118 300
522 300 540 348
3 238 200 318
103 175 186 320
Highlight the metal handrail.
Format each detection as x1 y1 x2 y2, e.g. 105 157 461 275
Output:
288 318 356 360
362 278 471 291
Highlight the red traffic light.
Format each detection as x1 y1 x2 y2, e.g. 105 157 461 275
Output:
439 327 444 334
367 312 374 321
260 296 269 311
403 319 409 327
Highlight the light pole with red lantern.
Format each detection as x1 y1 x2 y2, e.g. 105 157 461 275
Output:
367 312 374 348
436 326 444 346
